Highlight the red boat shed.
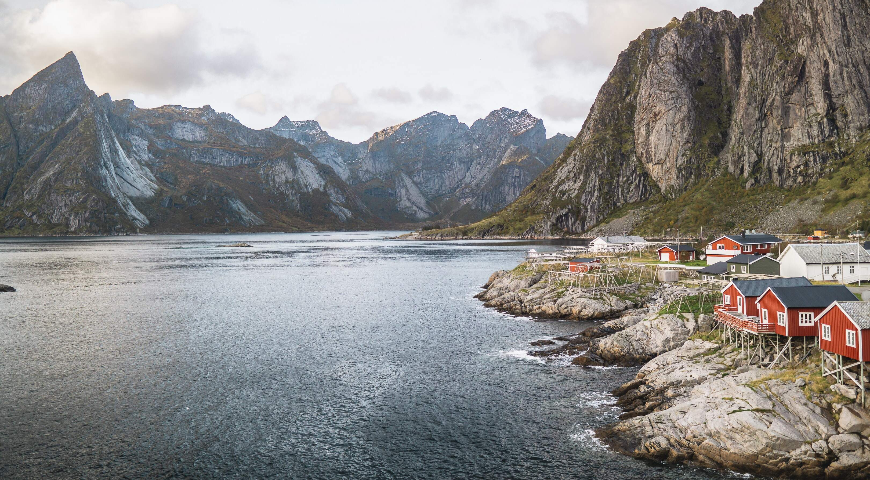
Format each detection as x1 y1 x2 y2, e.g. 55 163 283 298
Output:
657 245 696 262
721 277 812 317
755 285 858 337
568 258 600 273
817 302 870 362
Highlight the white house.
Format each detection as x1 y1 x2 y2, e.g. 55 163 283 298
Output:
778 243 870 283
589 236 647 252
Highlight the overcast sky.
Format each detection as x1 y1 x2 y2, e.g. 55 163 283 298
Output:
0 0 761 142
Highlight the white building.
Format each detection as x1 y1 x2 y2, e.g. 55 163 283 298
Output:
778 243 870 283
589 235 648 252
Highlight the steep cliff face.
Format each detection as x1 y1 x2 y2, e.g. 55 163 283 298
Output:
0 53 375 234
270 109 570 224
444 0 870 237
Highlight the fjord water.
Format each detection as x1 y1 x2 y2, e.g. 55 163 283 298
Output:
1 233 724 479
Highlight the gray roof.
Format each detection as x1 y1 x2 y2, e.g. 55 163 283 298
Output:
594 236 647 244
727 254 777 264
662 244 696 252
723 234 783 245
786 243 870 264
699 262 728 275
768 285 858 308
569 258 598 263
836 302 870 329
731 277 812 297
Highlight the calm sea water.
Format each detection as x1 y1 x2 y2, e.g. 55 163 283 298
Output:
0 232 731 479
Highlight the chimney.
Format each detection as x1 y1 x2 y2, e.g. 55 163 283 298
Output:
742 230 746 239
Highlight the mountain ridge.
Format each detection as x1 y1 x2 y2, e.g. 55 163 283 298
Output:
422 0 870 239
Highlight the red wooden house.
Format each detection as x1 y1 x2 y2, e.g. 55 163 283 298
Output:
755 285 857 337
568 258 601 273
656 245 697 262
816 302 870 362
721 277 812 317
705 233 783 265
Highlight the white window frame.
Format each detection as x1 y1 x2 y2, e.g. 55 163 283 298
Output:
836 266 841 274
743 245 752 252
847 329 857 348
717 244 724 250
741 265 747 273
724 294 731 305
824 266 830 275
850 265 856 274
799 312 814 326
761 309 768 323
822 324 831 341
731 265 736 272
777 311 786 326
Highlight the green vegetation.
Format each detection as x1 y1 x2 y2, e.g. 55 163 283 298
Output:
658 294 717 316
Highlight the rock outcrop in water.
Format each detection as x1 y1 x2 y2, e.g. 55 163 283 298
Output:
598 339 870 479
475 267 636 320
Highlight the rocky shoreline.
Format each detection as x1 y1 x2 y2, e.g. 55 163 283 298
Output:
480 264 870 478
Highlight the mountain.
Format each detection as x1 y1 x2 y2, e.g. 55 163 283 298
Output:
427 0 870 238
0 52 569 235
0 53 369 235
270 109 571 224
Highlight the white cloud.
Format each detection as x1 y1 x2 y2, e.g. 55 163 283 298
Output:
419 85 454 102
538 95 592 121
0 0 261 96
315 84 399 136
373 87 413 104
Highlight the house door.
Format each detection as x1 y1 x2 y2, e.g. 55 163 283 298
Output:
660 253 668 261
737 296 743 313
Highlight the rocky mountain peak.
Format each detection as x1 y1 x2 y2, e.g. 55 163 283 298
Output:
271 117 329 143
9 51 88 108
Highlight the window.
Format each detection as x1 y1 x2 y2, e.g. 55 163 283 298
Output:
847 330 857 348
777 312 786 326
850 265 856 274
741 266 747 273
822 324 831 341
762 309 768 323
717 244 725 250
761 243 767 249
724 294 731 305
731 265 736 272
799 312 814 326
836 266 841 274
824 266 830 275
743 245 752 252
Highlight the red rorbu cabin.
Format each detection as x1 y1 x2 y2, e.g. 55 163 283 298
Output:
656 245 696 262
705 233 783 265
755 285 858 337
817 302 870 362
568 258 601 273
720 277 812 317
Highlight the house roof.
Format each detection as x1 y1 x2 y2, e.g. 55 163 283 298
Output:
722 234 783 245
766 285 858 308
726 254 778 265
569 258 598 263
729 277 813 297
836 302 870 329
593 236 647 244
660 244 695 252
785 243 870 264
698 262 728 275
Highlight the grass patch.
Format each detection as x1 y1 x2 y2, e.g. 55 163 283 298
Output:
659 294 718 316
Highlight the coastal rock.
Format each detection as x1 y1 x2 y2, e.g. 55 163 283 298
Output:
0 284 15 292
839 406 870 436
588 314 693 366
475 268 634 321
600 338 870 478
